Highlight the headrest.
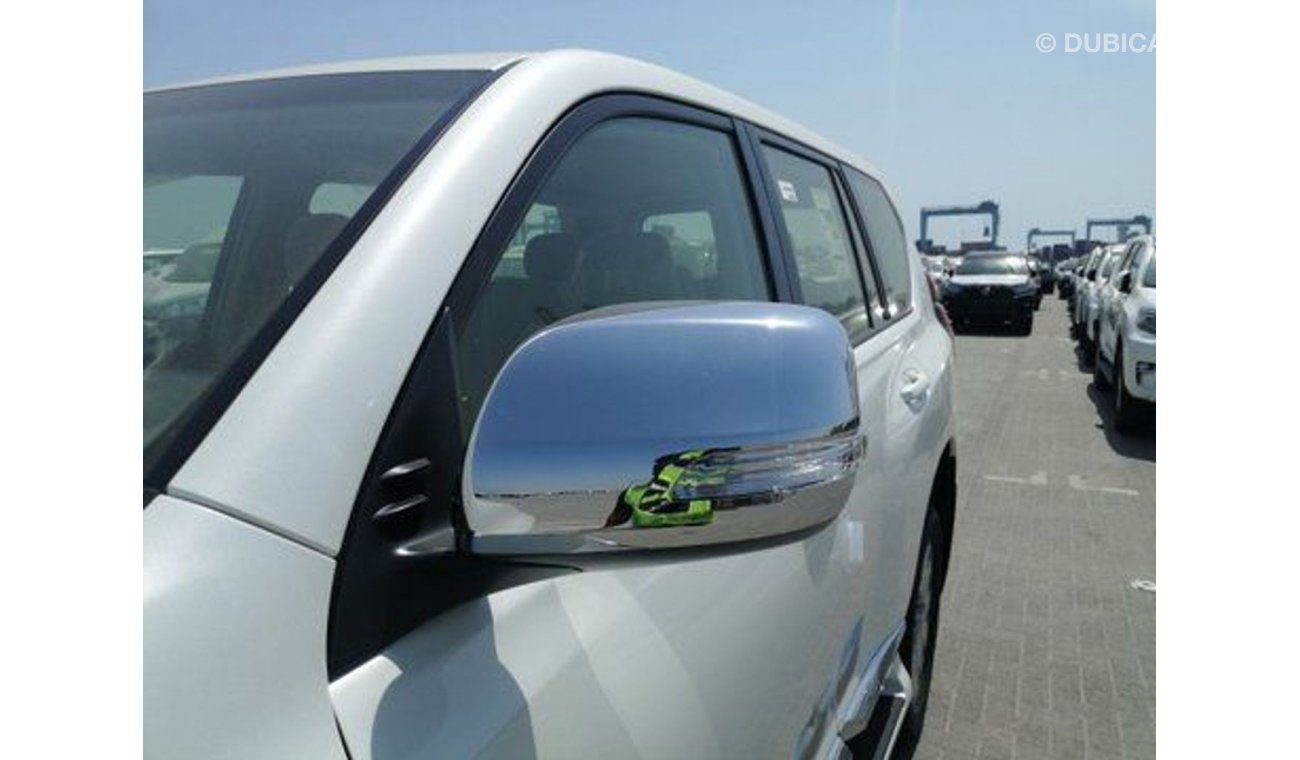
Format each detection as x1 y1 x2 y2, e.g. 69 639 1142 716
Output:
585 229 676 276
523 233 580 285
283 213 350 285
580 232 674 303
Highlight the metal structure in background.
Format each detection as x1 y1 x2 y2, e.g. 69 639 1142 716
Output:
1084 214 1152 245
1026 228 1076 263
916 200 1001 255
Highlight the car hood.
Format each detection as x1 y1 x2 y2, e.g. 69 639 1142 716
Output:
949 274 1030 287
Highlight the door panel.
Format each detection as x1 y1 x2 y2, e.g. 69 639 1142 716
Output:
332 527 866 758
751 137 915 748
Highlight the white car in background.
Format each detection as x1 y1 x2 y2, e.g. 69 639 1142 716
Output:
1095 236 1156 430
1068 248 1103 321
922 255 949 286
144 51 959 760
1072 243 1125 357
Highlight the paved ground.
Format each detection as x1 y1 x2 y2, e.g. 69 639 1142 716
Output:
914 296 1156 760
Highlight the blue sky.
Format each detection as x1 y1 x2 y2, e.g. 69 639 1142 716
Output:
144 0 1154 251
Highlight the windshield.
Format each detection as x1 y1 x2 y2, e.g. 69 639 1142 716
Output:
144 70 490 480
1142 252 1156 288
955 256 1028 275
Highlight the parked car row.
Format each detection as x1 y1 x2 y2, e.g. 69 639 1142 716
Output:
1066 236 1157 430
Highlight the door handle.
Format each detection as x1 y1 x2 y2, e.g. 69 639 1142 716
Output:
900 368 931 409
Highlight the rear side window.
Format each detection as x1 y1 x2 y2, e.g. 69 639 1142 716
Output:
454 117 770 426
844 169 912 317
761 146 871 343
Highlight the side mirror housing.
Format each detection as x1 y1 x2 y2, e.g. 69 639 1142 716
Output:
1119 271 1133 293
464 302 863 555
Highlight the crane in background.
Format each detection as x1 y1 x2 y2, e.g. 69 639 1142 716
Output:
1084 214 1152 245
916 200 1001 256
1026 228 1077 265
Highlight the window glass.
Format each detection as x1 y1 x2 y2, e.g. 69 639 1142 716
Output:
309 182 376 217
955 255 1029 275
1099 251 1121 279
844 169 912 316
455 118 770 426
144 70 490 474
643 211 720 280
1142 251 1156 288
494 204 562 279
761 146 871 343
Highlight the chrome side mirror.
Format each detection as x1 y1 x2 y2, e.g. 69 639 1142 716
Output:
464 302 863 555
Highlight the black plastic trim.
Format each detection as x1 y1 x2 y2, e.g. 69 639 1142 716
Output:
733 120 797 303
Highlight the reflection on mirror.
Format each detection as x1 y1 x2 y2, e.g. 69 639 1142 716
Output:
463 302 864 555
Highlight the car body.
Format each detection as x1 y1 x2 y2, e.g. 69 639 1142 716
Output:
144 51 958 760
1055 259 1078 300
1072 243 1126 352
941 252 1037 333
1096 236 1156 428
143 247 183 274
1031 254 1056 294
1068 248 1105 320
922 255 949 286
1024 258 1045 309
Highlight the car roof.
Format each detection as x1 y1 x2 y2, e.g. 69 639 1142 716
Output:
146 49 889 188
145 52 529 92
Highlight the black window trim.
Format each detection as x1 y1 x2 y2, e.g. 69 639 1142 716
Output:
741 123 884 344
328 92 792 678
143 67 506 493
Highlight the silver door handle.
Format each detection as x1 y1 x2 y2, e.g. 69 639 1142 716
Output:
900 369 931 408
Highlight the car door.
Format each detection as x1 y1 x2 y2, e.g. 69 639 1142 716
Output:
1101 242 1139 360
748 131 949 720
839 165 953 619
328 97 870 759
746 133 908 724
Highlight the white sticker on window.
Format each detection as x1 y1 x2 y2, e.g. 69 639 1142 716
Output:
777 180 798 203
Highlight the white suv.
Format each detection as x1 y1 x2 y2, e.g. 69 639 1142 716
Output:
1072 243 1126 356
1095 236 1156 430
144 51 958 759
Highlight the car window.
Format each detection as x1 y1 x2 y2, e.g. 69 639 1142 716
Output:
1119 242 1144 276
643 211 721 280
1099 252 1120 279
309 182 376 217
1142 251 1156 288
955 256 1029 275
761 146 871 343
144 70 491 477
454 117 770 427
843 169 911 317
